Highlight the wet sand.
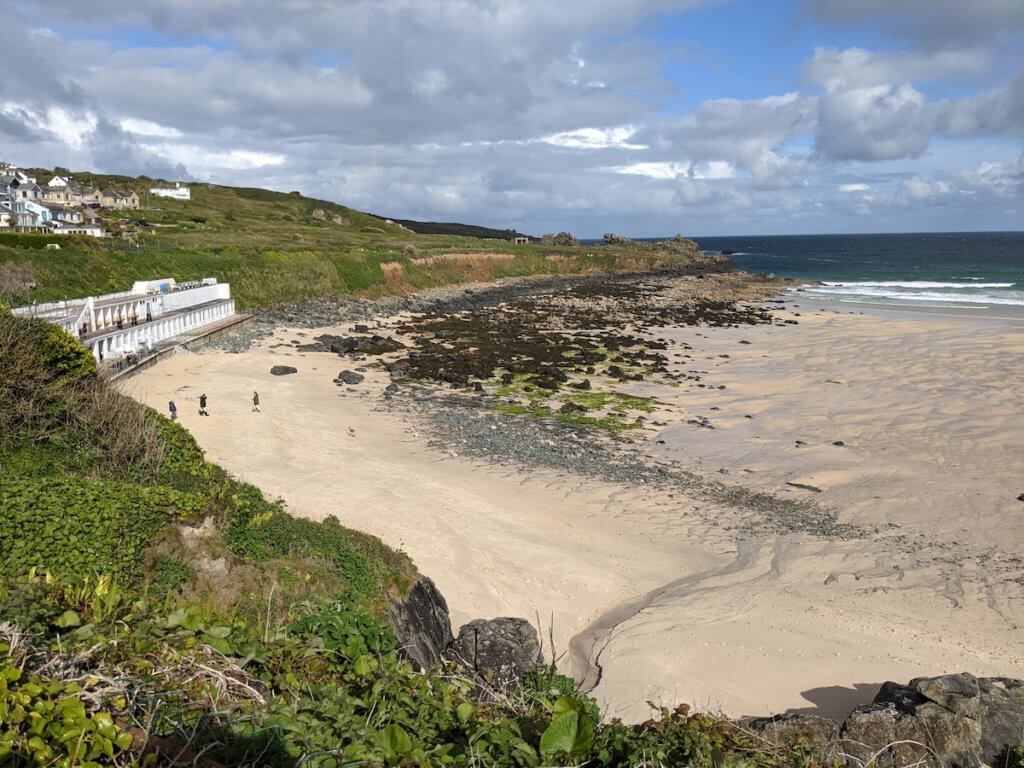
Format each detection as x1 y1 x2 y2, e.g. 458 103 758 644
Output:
124 293 1024 723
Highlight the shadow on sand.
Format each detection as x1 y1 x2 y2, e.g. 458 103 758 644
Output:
784 682 885 721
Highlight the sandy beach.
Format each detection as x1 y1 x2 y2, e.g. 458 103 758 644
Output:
123 280 1024 723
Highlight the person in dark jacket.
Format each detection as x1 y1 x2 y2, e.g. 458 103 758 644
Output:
168 400 177 421
199 393 208 416
252 391 260 413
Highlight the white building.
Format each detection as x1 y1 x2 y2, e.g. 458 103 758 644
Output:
13 277 236 364
149 182 191 201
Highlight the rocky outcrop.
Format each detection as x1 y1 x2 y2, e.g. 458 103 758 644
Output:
750 673 1024 768
269 365 297 375
978 677 1024 764
312 208 350 226
386 577 454 672
540 231 579 246
603 233 633 245
313 334 405 356
447 617 543 691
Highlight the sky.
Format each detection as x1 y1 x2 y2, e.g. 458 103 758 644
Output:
2 0 1022 237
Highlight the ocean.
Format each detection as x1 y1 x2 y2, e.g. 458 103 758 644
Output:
690 232 1024 312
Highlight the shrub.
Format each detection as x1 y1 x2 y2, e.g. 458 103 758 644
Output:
0 476 204 581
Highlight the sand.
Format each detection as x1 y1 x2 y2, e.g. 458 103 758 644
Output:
124 298 1024 723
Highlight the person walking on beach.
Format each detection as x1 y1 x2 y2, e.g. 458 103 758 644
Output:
252 391 260 413
168 400 177 421
199 393 208 416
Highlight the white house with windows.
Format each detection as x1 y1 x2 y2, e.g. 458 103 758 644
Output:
149 182 191 201
12 277 236 364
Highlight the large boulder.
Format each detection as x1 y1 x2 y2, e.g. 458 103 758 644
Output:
839 674 992 768
447 617 543 691
978 677 1024 764
270 365 297 376
386 577 453 672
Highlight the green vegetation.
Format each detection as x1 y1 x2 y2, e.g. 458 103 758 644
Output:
2 169 696 309
555 413 643 434
562 392 658 412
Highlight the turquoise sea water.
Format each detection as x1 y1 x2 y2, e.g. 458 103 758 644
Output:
691 232 1024 311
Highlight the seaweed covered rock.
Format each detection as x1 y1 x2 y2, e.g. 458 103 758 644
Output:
270 365 297 375
447 617 543 690
315 334 404 356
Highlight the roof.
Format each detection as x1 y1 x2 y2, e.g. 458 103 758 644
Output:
101 188 139 197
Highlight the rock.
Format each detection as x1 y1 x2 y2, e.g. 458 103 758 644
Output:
745 714 839 752
270 365 297 376
336 370 364 385
910 673 981 718
384 383 399 395
603 233 634 245
840 703 898 768
559 402 587 414
540 231 579 246
1017 493 1024 502
850 673 986 768
316 334 404 356
387 577 454 672
447 617 543 690
978 677 1024 764
387 360 410 377
353 324 369 334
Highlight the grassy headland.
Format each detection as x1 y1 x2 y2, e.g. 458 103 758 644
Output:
2 171 713 309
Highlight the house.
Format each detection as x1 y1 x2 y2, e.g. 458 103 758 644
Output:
100 188 140 210
149 182 190 201
511 235 530 245
77 187 103 208
7 201 45 231
40 185 74 206
43 204 85 225
0 208 12 229
48 175 70 188
51 221 105 237
7 172 42 203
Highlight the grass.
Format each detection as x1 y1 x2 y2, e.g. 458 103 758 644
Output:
2 168 703 309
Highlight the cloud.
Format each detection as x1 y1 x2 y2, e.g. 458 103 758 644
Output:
805 0 1024 47
936 72 1024 138
542 126 648 150
119 118 184 138
805 47 991 90
815 83 929 161
3 2 1021 235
